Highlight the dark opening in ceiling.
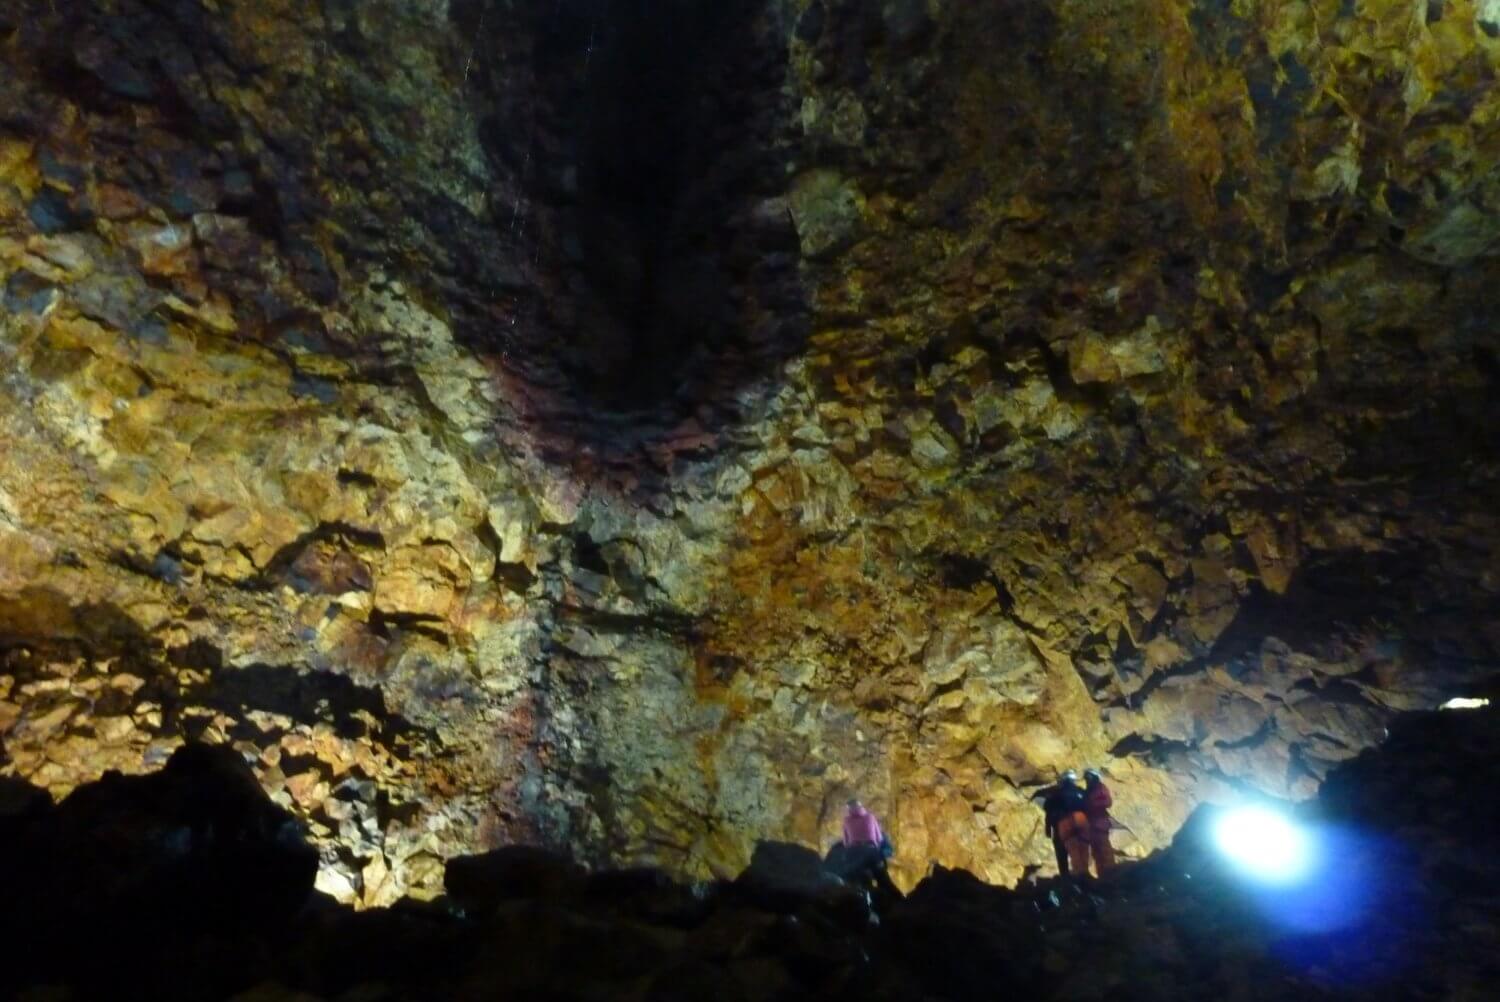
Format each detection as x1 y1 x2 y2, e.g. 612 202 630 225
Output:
455 0 808 449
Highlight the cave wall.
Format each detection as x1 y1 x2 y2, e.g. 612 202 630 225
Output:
1 0 1498 901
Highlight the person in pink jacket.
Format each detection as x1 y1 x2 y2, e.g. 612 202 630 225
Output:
842 799 884 847
840 798 898 896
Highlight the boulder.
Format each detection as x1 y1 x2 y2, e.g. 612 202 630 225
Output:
0 743 317 994
788 170 864 259
732 840 844 911
584 865 717 928
444 844 588 912
22 743 315 916
0 774 50 821
876 865 1048 997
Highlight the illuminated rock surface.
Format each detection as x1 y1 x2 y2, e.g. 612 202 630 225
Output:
1 0 1499 905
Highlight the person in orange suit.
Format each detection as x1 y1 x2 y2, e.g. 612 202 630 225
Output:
1049 771 1092 879
1083 767 1116 875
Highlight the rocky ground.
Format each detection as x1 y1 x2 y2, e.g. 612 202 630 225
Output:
3 701 1496 1001
2 0 1499 899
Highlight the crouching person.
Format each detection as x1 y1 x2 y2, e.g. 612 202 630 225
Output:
840 798 899 897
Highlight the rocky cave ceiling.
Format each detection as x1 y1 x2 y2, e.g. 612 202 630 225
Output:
1 0 1498 906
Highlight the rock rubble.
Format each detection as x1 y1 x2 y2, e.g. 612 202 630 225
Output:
3 702 1497 1000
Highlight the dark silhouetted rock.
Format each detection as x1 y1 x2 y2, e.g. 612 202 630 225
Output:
2 661 1499 1001
585 865 717 927
4 743 315 926
444 844 588 912
0 774 50 820
0 743 317 997
732 839 845 912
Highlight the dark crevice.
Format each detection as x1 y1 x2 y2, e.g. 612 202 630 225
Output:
178 662 431 743
936 553 992 591
0 588 157 661
335 469 380 489
572 534 611 577
368 610 452 646
254 522 387 590
1107 732 1191 761
1107 657 1218 710
476 518 538 594
495 561 539 595
926 676 967 703
555 603 700 639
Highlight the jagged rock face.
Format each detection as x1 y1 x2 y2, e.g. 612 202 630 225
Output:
1 0 1498 900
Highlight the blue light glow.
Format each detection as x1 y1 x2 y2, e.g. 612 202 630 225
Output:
1211 805 1316 885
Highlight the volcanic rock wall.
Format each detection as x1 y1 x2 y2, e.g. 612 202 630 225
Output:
1 0 1497 901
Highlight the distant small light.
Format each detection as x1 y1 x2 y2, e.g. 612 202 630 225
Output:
1440 697 1490 711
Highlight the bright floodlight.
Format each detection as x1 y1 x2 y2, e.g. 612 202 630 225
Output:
1212 805 1314 884
1440 697 1490 711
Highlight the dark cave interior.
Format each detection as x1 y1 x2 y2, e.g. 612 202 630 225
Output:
457 0 808 426
1 1 1500 999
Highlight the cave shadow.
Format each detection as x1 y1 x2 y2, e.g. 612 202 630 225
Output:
0 587 157 663
448 0 810 477
1209 545 1500 669
176 662 428 744
0 588 423 744
1107 542 1500 738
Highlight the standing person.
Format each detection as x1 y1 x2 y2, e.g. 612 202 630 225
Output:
1083 767 1116 875
1049 771 1092 879
841 798 898 897
1040 771 1080 877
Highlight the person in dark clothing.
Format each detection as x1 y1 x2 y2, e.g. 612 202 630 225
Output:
1040 770 1087 877
841 841 899 897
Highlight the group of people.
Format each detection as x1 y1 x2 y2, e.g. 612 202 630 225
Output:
834 767 1119 896
1040 767 1116 879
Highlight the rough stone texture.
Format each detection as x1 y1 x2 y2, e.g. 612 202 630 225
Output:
1 0 1498 899
5 703 1498 1000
